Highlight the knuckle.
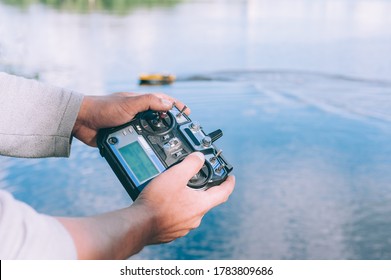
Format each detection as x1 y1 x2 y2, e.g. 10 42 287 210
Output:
192 219 202 230
144 93 157 103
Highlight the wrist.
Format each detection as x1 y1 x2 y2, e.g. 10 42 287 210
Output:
126 203 157 248
72 96 94 136
58 205 157 259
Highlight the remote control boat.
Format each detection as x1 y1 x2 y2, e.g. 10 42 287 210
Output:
139 73 176 85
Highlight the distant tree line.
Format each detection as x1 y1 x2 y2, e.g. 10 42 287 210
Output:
1 0 182 14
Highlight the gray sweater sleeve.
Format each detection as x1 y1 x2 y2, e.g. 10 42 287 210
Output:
0 72 84 158
0 190 77 259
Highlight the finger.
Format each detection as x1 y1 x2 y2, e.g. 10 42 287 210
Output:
119 92 191 116
203 175 236 208
129 93 174 113
153 93 191 115
112 92 139 98
162 152 205 185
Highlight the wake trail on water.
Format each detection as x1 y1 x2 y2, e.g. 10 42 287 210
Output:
179 70 391 125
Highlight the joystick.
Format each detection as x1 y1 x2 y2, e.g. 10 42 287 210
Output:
139 110 174 135
97 104 233 201
188 161 213 189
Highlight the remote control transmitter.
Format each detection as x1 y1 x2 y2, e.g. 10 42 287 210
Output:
97 104 233 201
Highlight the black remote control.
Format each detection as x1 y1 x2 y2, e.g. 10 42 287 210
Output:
97 105 233 201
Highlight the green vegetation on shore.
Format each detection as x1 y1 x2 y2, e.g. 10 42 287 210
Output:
1 0 182 14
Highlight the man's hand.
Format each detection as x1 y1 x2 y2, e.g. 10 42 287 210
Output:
133 152 236 245
58 152 235 259
72 92 190 147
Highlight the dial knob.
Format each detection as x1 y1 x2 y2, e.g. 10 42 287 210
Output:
190 121 201 131
202 136 212 147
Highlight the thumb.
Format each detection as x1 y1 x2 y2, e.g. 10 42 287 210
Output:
164 152 205 185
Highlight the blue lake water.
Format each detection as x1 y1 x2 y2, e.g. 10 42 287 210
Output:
1 0 391 259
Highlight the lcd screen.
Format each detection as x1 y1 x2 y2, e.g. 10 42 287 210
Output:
119 141 159 183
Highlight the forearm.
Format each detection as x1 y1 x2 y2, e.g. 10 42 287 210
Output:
57 204 155 259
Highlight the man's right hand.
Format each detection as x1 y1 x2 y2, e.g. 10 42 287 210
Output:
58 144 235 259
133 152 236 244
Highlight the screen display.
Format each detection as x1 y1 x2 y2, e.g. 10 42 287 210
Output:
119 141 159 183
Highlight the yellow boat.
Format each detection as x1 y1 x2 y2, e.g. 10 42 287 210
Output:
139 73 176 85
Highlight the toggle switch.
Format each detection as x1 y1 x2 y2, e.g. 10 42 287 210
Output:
190 121 201 131
210 149 223 164
215 163 226 173
176 105 188 117
207 129 223 143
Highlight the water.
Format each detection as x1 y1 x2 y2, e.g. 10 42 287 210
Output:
1 0 391 259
